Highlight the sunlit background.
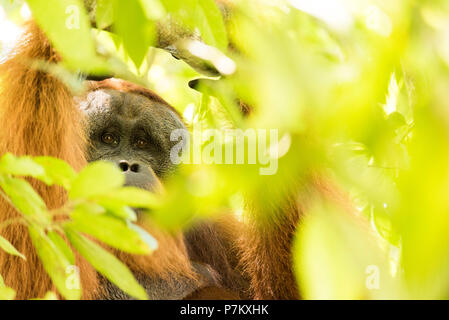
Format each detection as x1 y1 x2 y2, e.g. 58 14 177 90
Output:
2 0 449 299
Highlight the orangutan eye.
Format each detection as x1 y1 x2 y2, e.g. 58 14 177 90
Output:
135 138 148 149
101 133 118 145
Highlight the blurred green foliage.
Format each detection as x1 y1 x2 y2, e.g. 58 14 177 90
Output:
0 154 159 299
0 0 449 300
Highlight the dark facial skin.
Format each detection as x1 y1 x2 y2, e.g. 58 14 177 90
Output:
78 89 186 190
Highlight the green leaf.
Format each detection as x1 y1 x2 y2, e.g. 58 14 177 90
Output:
34 157 77 190
293 203 398 299
47 231 75 265
0 235 26 260
127 222 158 252
74 201 106 215
113 0 155 68
65 226 148 300
100 201 137 221
69 208 153 254
69 161 124 200
0 175 50 225
74 199 136 222
26 0 108 73
196 0 228 50
160 0 227 50
0 154 77 189
96 0 114 29
96 186 161 208
0 286 15 300
161 0 198 30
140 0 166 20
0 274 16 299
31 291 59 300
42 291 59 300
92 186 160 221
29 225 81 300
0 153 45 179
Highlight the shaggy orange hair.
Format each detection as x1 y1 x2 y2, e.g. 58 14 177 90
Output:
0 22 199 299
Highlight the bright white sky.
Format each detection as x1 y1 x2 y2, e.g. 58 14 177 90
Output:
0 5 23 59
288 0 354 32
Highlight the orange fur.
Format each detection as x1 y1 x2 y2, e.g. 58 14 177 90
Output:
0 20 350 302
0 22 98 299
235 174 356 300
239 191 302 299
0 22 202 299
114 221 199 284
